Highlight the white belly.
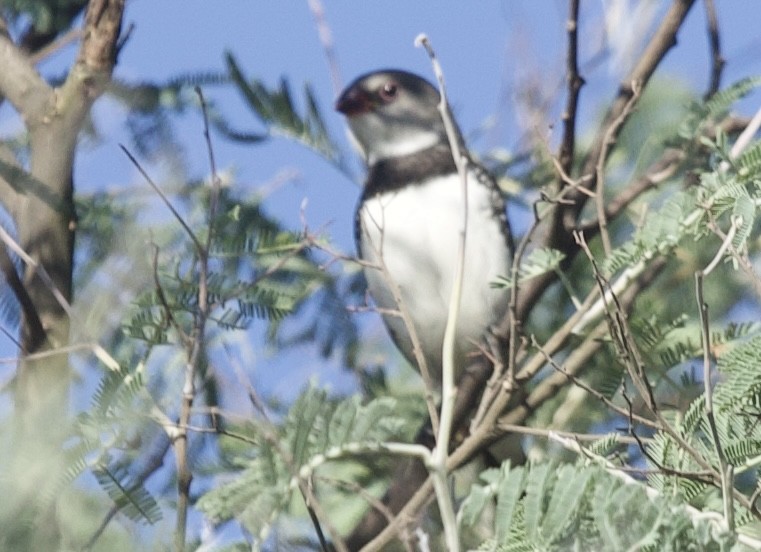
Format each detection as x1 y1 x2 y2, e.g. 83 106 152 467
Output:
358 170 510 380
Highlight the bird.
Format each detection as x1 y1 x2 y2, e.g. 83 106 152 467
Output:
335 69 512 384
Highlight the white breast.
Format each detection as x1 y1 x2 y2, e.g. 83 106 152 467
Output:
358 170 510 380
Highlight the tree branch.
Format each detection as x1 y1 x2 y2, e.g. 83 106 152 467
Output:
702 0 724 99
514 0 697 321
0 30 53 124
557 0 584 178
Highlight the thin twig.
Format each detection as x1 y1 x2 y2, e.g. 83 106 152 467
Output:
303 476 337 552
580 148 684 234
0 324 22 351
702 0 724 99
0 226 119 376
0 239 44 351
0 342 119 371
576 108 759 336
695 218 739 531
577 230 756 521
151 243 189 346
358 214 440 431
594 80 642 256
83 432 172 551
197 87 222 247
416 33 465 552
28 27 82 64
550 155 596 198
318 476 399 529
120 145 204 255
705 215 761 301
0 224 73 318
497 423 651 446
515 0 698 331
481 191 553 428
172 91 220 551
532 335 659 429
307 0 343 96
729 103 761 160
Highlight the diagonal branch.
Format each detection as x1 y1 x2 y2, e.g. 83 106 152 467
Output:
361 254 667 551
513 0 698 322
0 30 53 124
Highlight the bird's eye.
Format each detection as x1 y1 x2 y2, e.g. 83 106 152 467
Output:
379 82 398 102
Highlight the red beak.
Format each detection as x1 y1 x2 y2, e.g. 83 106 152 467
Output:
335 86 372 116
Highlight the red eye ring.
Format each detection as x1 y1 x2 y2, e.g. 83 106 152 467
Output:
379 82 398 102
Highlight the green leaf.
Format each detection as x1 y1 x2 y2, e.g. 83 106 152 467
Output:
224 52 344 167
93 463 161 524
493 248 565 289
522 462 552 540
495 463 525 542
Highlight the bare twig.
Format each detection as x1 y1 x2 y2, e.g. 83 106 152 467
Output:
416 33 466 552
0 342 119 371
695 217 739 531
357 216 440 430
729 103 761 160
28 27 82 65
514 0 697 328
0 224 73 319
303 476 338 552
576 230 756 521
702 0 724 99
705 216 761 301
550 155 596 198
581 148 684 233
120 145 203 255
197 87 222 243
172 90 222 551
497 423 650 446
532 335 659 429
151 243 188 346
307 0 343 96
484 192 555 428
594 80 642 256
0 240 43 353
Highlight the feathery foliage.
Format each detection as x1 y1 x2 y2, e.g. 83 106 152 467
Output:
460 461 746 551
197 386 411 541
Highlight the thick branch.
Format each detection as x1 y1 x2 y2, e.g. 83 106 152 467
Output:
557 0 584 177
78 0 124 71
0 32 53 124
18 0 125 353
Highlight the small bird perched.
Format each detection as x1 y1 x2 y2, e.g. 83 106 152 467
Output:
336 69 511 384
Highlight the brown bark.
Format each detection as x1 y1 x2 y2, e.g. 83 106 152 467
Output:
0 2 125 548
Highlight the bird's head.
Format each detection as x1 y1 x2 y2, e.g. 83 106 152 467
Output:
336 69 450 164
